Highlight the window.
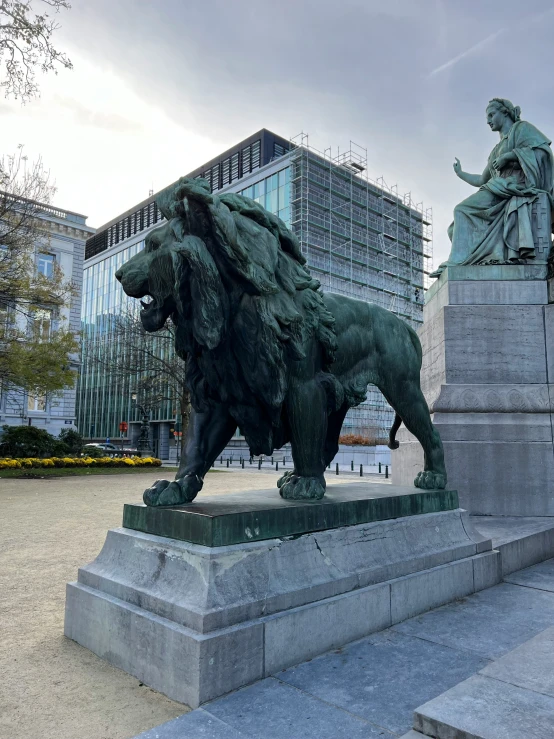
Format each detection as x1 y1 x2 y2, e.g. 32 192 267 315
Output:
0 298 9 334
31 309 52 341
37 253 55 278
242 146 252 174
251 141 261 170
231 153 240 182
222 158 231 186
28 393 46 412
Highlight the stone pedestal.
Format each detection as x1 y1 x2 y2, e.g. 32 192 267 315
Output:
64 483 494 708
392 264 554 516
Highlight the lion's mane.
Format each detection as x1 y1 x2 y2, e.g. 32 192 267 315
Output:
151 178 343 455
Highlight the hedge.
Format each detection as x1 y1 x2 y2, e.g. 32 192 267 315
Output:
0 456 162 470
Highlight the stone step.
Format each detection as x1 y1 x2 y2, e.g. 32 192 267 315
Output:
471 516 554 576
412 626 554 738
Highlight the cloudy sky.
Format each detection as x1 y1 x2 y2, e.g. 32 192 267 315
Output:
2 0 554 266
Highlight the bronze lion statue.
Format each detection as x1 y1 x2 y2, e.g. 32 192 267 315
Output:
116 177 447 505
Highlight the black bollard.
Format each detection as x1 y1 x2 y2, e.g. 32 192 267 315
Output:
336 463 339 475
360 464 363 477
379 462 382 474
276 461 279 472
271 456 274 463
226 459 229 468
385 465 389 479
220 456 223 464
242 459 245 469
351 460 354 471
258 459 262 470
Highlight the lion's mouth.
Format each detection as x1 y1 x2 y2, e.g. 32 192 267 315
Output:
139 294 172 331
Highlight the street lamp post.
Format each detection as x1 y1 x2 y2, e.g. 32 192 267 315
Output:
131 392 152 456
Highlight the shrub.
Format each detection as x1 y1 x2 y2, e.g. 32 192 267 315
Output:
0 458 21 469
0 425 57 458
0 455 162 470
51 441 70 457
81 446 105 458
58 429 84 455
338 434 375 447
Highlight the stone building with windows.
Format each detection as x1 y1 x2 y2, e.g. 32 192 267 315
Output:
0 201 95 435
77 129 432 457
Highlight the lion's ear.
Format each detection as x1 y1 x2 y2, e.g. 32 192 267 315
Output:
172 236 227 349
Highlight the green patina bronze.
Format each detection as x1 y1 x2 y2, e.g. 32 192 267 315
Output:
123 483 459 547
116 177 447 506
431 97 554 279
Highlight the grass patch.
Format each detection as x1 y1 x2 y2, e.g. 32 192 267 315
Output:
0 466 176 479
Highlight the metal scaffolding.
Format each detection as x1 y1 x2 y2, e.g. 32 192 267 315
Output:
288 132 433 438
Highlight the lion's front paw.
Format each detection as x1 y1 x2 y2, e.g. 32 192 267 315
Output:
143 474 203 506
277 470 295 488
279 474 326 500
414 470 446 490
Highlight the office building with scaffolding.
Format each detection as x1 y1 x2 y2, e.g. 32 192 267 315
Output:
77 129 432 453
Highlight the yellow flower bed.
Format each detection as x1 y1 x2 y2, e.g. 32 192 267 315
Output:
0 456 162 469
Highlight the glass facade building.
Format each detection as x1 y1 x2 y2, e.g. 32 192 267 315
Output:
76 129 432 453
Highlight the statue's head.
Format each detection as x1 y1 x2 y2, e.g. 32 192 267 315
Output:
486 98 521 131
115 221 226 347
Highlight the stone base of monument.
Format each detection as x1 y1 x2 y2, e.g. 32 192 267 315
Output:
64 482 495 708
392 264 554 516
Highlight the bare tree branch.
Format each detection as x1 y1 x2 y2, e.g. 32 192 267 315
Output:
86 307 191 449
0 1 72 102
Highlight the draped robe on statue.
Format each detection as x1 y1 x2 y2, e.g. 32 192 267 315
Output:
439 120 554 271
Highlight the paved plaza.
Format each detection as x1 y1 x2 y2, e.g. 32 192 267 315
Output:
3 469 554 739
0 469 360 739
135 560 554 739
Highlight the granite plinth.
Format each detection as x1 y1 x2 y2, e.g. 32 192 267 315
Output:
393 267 554 516
123 483 459 547
65 484 494 708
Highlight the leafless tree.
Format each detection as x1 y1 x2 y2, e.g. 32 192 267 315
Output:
0 0 72 102
88 305 191 453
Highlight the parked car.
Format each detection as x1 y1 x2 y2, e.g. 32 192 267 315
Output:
83 442 138 456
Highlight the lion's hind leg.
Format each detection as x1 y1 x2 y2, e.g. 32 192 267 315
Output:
382 380 447 490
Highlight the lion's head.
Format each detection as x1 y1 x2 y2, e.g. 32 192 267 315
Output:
117 177 340 454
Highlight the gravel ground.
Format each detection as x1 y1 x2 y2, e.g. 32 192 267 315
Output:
0 469 383 739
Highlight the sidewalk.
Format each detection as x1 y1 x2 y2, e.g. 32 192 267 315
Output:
133 555 554 738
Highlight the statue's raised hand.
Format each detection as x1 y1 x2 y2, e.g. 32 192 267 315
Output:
453 157 462 177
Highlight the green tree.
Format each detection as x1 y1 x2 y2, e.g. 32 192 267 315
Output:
0 0 72 102
0 146 80 403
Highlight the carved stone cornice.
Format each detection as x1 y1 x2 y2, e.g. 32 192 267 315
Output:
431 384 552 414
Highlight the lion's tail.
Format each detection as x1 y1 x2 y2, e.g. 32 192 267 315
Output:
388 413 402 450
